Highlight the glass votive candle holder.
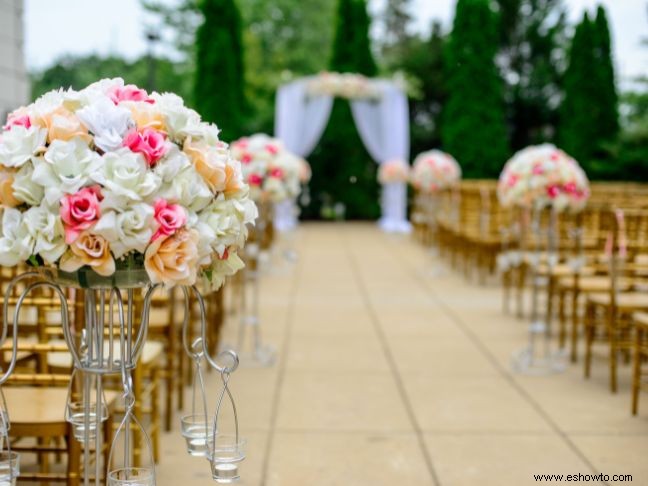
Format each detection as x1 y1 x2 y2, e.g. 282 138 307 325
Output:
210 435 246 483
180 414 213 457
0 451 20 486
107 467 154 486
67 402 108 443
0 410 9 437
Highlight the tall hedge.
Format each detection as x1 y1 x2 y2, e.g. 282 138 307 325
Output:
194 0 246 141
441 0 509 177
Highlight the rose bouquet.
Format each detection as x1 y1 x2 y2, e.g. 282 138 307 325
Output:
497 144 590 212
230 134 301 203
378 159 410 184
306 72 382 100
410 150 461 193
0 78 257 289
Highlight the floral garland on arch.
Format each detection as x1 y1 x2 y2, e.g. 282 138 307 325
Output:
0 78 257 289
305 72 382 101
378 159 410 184
410 150 461 193
497 144 590 212
231 134 302 203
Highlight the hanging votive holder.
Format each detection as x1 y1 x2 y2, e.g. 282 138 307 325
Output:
0 451 19 486
107 467 154 486
64 369 109 444
0 389 10 438
209 435 246 483
209 369 245 483
180 336 212 457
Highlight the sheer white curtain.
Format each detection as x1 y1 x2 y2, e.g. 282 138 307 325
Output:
351 83 411 233
274 79 333 231
275 79 333 158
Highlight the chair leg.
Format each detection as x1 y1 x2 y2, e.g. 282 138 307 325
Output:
558 288 566 348
609 309 618 393
632 327 643 415
67 425 81 486
571 289 581 363
516 264 526 319
152 367 160 463
584 302 595 379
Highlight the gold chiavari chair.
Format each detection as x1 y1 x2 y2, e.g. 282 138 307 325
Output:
631 311 648 415
583 208 648 392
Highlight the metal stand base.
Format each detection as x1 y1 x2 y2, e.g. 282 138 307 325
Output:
511 321 568 375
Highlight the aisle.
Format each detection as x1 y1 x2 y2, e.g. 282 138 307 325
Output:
158 223 648 486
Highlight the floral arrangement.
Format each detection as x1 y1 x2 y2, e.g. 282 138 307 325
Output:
497 144 590 212
0 78 257 289
306 72 382 100
378 159 410 184
410 150 461 193
298 158 312 185
230 134 301 203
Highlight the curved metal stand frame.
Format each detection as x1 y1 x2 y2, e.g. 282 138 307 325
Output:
0 272 240 485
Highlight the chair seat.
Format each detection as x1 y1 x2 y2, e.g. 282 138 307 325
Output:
5 387 68 427
633 311 648 327
588 292 648 310
537 264 595 277
558 276 633 292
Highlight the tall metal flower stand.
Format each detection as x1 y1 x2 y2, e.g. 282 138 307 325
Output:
511 208 568 374
1 269 245 485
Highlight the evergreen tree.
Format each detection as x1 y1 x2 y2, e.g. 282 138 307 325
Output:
193 0 246 141
495 0 568 149
559 14 597 167
441 0 508 177
381 0 414 62
591 5 618 153
306 0 380 219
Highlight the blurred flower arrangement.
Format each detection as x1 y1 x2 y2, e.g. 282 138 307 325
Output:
410 150 461 193
297 158 312 185
231 134 302 202
497 144 590 212
378 159 410 184
306 72 382 100
0 78 257 289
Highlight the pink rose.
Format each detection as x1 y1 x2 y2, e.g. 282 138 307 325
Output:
546 185 560 198
241 153 252 164
248 174 263 186
123 128 169 166
269 167 284 179
60 186 103 244
532 163 544 175
152 199 187 241
266 144 279 155
3 113 31 131
108 84 154 104
563 182 577 194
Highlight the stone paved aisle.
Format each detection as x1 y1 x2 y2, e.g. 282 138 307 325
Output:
157 223 648 486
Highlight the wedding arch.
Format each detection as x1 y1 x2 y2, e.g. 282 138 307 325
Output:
274 73 411 233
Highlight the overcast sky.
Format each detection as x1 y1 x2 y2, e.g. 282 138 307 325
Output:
25 0 647 84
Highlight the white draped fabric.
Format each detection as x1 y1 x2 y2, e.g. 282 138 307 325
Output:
275 77 411 233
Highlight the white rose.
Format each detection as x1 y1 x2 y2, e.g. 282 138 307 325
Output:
199 195 258 256
201 251 245 292
153 146 191 183
92 148 160 206
94 203 155 258
150 92 202 142
30 90 65 120
77 98 133 152
32 138 102 205
13 162 44 206
22 204 66 264
0 125 47 168
0 208 33 266
158 165 213 212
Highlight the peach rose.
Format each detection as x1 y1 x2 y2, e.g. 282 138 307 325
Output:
35 107 91 143
59 231 116 276
144 228 199 286
0 169 20 207
183 137 232 193
123 101 165 131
